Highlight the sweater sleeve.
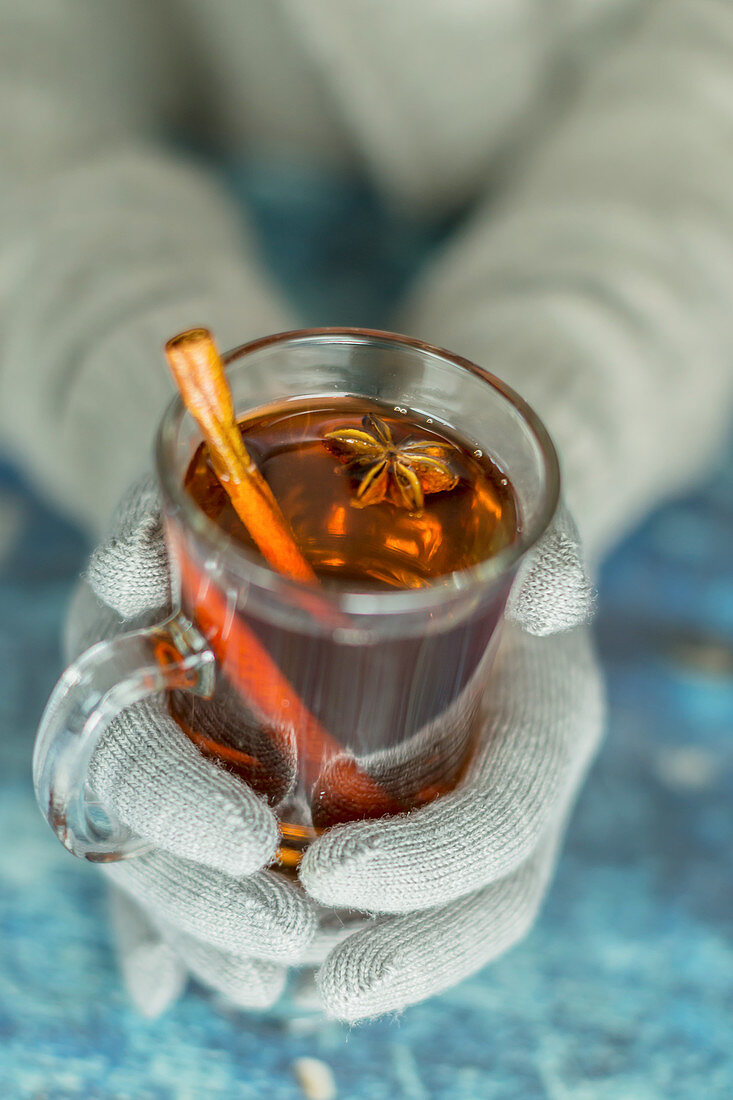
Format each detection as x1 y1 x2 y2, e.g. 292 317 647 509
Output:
396 0 733 560
0 2 294 533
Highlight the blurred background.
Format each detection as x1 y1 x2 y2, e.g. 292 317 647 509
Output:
1 2 732 1097
1 169 731 1098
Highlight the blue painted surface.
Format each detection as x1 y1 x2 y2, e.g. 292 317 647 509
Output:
1 168 732 1098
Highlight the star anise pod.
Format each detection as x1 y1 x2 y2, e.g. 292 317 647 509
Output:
323 413 459 511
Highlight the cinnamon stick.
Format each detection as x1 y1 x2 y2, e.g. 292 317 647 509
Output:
177 547 394 797
165 328 316 583
165 327 394 847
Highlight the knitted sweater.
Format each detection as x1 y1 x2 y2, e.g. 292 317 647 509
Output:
1 0 731 556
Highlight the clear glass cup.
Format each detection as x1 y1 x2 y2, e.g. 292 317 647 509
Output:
33 328 559 867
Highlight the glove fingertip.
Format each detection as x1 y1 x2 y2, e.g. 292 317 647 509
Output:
122 941 188 1018
297 829 363 909
92 702 280 880
170 756 281 878
316 940 401 1023
506 505 595 636
109 882 187 1015
172 930 289 1011
506 558 595 636
86 475 170 619
214 799 280 878
211 966 288 1012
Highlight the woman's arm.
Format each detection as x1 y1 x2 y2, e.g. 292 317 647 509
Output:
397 0 733 560
0 1 293 532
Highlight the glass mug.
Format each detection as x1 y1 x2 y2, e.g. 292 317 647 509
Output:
33 329 559 868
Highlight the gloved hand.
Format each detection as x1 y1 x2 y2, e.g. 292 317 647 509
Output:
70 478 603 1021
66 477 323 1017
299 508 605 1020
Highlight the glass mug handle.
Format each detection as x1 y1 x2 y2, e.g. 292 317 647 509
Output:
32 611 216 862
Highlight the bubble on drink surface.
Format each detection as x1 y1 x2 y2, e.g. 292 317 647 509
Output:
473 449 483 458
393 406 407 414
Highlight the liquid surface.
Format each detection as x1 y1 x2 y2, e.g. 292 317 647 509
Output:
184 397 518 588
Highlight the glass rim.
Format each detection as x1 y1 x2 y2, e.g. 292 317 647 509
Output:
156 327 561 616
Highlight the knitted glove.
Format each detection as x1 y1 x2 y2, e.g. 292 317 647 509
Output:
66 477 320 1016
299 511 604 1020
70 478 602 1020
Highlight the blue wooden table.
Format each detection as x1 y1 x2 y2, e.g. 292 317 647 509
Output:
1 166 731 1098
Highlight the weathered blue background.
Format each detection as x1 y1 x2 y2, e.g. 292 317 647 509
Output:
1 165 731 1098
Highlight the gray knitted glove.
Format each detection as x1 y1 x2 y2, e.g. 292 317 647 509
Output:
72 478 602 1021
299 510 604 1020
67 477 320 1016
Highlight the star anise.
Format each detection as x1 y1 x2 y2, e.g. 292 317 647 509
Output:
323 413 459 511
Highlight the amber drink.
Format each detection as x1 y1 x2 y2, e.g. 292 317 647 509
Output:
34 328 560 872
171 395 518 865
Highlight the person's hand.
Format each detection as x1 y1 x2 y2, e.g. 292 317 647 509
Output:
71 478 602 1022
66 477 320 1017
299 507 605 1020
